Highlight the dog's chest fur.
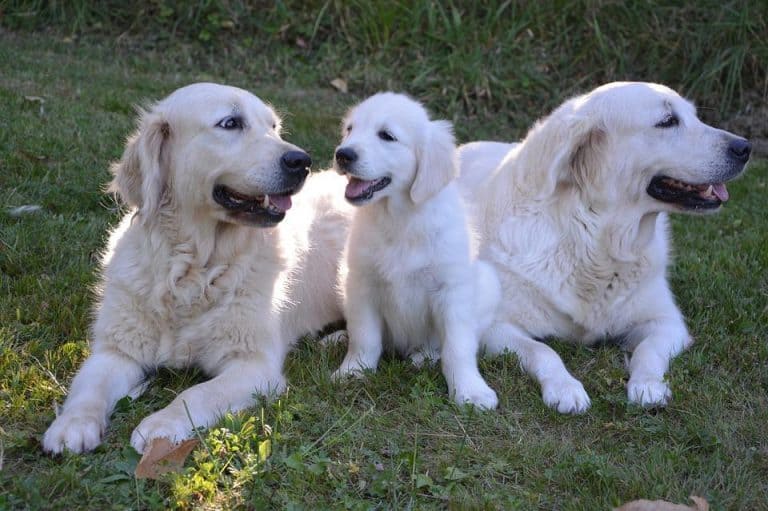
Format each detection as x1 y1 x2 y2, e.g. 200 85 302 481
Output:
97 217 282 368
488 208 668 341
349 198 470 354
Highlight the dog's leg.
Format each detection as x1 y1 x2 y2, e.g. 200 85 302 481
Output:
130 358 285 453
624 314 692 407
437 285 499 409
482 322 591 414
332 300 383 379
43 350 146 453
440 325 499 409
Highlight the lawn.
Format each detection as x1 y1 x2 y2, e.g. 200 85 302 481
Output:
1 13 767 511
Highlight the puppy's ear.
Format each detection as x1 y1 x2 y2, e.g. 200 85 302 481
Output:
109 108 171 220
410 120 458 204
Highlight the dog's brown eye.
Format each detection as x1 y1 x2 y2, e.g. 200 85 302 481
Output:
655 114 679 129
216 116 244 130
378 130 396 142
346 125 352 133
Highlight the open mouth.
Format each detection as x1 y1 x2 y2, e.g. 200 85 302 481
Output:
213 184 295 226
344 176 391 204
646 176 729 211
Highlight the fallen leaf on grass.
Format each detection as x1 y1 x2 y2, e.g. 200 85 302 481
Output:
134 437 199 479
330 78 348 94
615 495 709 511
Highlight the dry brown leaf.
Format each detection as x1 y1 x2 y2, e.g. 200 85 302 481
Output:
330 78 349 94
614 496 709 511
134 437 199 479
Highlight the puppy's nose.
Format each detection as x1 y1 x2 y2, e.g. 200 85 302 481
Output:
727 138 751 163
335 147 358 168
281 150 312 174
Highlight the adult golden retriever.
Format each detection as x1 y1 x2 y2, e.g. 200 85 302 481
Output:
43 83 352 453
459 82 751 413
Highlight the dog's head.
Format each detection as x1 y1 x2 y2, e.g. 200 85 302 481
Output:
333 92 457 206
517 81 751 213
110 82 311 227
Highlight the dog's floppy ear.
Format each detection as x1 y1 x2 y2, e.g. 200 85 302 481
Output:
515 110 604 198
569 126 605 190
410 119 458 204
109 108 171 220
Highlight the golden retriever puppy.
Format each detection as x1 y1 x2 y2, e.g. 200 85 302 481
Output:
459 82 751 413
43 83 352 453
332 93 500 409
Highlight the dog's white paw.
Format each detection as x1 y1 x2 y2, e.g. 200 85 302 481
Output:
452 379 499 410
332 357 377 381
627 377 671 407
540 375 591 414
409 348 440 368
319 330 348 346
130 410 192 454
43 412 106 454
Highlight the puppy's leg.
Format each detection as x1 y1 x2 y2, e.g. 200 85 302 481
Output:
43 350 146 453
332 300 383 379
130 358 285 453
440 327 499 409
438 286 498 409
483 322 591 414
624 314 691 407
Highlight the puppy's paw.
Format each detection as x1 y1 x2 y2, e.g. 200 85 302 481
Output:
627 377 671 407
540 375 591 414
452 380 499 410
331 357 377 381
318 330 348 346
331 365 368 381
409 348 440 368
43 412 106 454
131 410 192 454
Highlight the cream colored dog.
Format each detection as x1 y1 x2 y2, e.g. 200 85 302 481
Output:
332 93 500 409
43 83 352 453
459 82 751 413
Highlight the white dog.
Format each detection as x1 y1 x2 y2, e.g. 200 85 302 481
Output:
459 82 751 413
332 93 500 409
43 83 352 454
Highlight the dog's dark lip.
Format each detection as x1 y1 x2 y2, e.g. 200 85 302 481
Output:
212 184 298 226
646 175 728 211
344 175 391 204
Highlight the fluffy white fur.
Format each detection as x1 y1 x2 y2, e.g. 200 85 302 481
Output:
43 83 352 454
332 93 500 409
459 82 751 413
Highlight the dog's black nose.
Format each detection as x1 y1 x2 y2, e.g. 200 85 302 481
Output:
727 138 752 163
335 147 358 167
281 150 312 174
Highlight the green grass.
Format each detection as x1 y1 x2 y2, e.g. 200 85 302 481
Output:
2 0 767 126
1 18 767 511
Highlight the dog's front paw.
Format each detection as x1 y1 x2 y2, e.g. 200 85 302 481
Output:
540 375 591 414
627 377 671 407
409 348 440 368
318 330 348 346
331 358 376 381
130 410 192 454
452 379 499 410
43 412 106 454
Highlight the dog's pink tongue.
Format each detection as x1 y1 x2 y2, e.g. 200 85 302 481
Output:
712 183 729 202
345 177 372 199
269 194 292 211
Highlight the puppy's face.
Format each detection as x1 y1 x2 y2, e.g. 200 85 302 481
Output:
564 82 751 213
334 93 456 206
111 83 312 227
